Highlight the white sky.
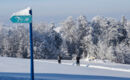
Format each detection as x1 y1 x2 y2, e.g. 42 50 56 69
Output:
0 0 130 23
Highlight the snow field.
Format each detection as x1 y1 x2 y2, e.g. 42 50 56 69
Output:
0 57 130 80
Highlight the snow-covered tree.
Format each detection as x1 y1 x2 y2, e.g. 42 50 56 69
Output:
59 16 78 58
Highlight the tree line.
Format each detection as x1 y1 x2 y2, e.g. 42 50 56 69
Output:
0 15 130 64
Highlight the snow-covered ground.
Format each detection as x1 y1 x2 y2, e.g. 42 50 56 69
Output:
0 57 130 80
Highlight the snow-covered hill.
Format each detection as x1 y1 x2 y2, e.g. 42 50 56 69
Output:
0 57 130 80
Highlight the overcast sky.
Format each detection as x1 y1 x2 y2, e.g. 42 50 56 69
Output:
0 0 130 23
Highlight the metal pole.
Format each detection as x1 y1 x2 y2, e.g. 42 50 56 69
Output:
29 9 34 80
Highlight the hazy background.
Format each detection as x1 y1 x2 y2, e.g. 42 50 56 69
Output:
0 0 130 24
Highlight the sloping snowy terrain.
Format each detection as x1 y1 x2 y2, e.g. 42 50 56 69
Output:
0 57 130 80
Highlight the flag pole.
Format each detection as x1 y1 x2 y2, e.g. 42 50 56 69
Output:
29 9 34 80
